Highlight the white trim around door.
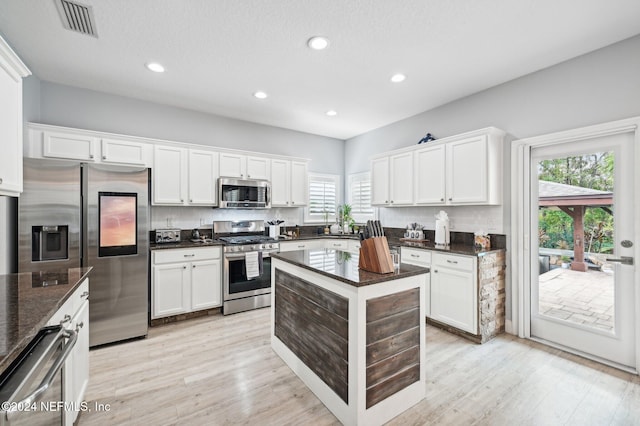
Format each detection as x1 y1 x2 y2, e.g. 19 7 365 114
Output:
511 116 640 373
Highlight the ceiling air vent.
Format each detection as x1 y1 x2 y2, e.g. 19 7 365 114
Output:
55 0 98 37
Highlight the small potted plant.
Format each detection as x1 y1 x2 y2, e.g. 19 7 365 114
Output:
339 204 354 234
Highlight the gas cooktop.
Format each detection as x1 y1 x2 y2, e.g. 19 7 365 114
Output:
217 235 277 245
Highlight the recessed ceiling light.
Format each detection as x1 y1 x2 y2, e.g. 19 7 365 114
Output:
326 110 337 117
145 62 165 73
307 36 330 50
253 91 268 99
390 73 406 83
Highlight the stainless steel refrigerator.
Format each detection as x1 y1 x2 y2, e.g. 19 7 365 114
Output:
18 159 149 347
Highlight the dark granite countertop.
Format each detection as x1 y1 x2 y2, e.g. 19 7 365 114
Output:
150 240 225 250
272 249 429 287
388 239 506 256
0 267 92 376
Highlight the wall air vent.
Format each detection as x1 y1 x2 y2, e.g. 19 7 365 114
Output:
55 0 98 37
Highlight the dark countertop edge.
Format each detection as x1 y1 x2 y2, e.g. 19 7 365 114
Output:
150 241 225 250
391 241 506 256
271 251 429 288
0 267 93 376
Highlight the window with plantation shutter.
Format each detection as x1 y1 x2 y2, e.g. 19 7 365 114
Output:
305 173 340 223
348 172 374 223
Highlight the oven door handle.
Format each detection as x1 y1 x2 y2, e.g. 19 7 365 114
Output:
5 328 78 422
225 252 273 260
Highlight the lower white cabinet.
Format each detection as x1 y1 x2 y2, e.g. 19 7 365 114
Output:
151 247 222 319
401 247 432 317
430 252 477 334
278 239 326 252
47 278 90 426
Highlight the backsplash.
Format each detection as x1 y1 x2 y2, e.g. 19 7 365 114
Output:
377 205 505 234
151 206 304 230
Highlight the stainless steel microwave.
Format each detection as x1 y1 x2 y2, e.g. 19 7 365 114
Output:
218 177 271 209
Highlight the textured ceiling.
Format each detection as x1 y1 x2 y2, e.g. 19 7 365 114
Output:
1 0 639 139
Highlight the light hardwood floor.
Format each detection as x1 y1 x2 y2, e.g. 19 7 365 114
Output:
79 308 640 425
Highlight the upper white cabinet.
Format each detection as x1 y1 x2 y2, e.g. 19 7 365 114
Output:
371 152 413 206
414 144 446 204
0 36 30 197
373 127 505 207
43 130 98 161
153 145 187 205
153 146 219 206
188 149 218 205
219 153 270 180
101 137 147 165
271 159 308 207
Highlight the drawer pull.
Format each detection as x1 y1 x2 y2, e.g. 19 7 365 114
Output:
433 269 438 273
80 291 89 299
333 244 341 247
411 254 420 258
298 245 305 248
184 254 195 257
446 259 458 264
192 265 196 268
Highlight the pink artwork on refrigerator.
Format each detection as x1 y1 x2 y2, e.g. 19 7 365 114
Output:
100 195 136 248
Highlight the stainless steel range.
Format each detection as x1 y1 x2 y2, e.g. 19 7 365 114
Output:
214 220 279 315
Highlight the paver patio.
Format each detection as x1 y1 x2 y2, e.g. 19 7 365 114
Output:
537 267 614 331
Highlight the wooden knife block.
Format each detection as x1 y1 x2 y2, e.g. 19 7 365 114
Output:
358 237 394 274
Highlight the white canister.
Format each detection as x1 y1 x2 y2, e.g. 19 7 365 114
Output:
269 225 280 238
434 219 450 245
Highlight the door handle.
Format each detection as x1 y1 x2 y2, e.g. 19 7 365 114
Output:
606 256 634 265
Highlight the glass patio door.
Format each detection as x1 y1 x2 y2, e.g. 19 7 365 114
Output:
529 132 635 368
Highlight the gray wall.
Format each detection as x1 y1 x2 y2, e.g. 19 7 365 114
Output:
346 34 640 174
36 81 345 176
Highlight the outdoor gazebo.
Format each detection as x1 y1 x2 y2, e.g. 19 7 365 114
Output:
538 181 613 272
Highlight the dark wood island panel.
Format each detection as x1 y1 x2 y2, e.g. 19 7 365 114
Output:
365 288 421 408
274 269 350 402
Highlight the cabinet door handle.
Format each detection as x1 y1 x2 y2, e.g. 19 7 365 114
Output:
411 254 420 258
89 154 94 159
183 265 187 269
102 155 107 160
184 254 195 257
440 198 444 202
298 245 305 248
0 178 3 184
60 314 72 325
448 197 452 201
433 269 438 273
76 321 84 330
385 200 389 204
291 201 295 205
192 265 196 268
446 259 458 264
80 291 89 299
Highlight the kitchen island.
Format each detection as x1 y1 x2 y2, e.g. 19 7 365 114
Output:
0 267 92 375
270 249 429 426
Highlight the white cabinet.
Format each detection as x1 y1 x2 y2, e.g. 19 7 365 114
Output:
347 239 362 254
101 137 147 165
47 278 89 426
401 247 432 317
153 145 186 205
188 149 219 205
414 144 446 204
0 36 30 197
278 239 325 252
153 146 219 206
219 153 270 179
371 152 413 206
446 135 491 204
151 247 222 319
325 239 348 250
371 157 389 206
271 159 308 207
372 128 505 207
430 252 477 334
43 130 98 162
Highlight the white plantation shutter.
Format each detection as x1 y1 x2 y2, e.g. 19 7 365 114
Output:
305 173 340 223
348 172 374 222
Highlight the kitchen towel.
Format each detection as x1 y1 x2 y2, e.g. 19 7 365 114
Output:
245 251 261 279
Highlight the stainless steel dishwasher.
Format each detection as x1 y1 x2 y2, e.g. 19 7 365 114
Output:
0 325 77 425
